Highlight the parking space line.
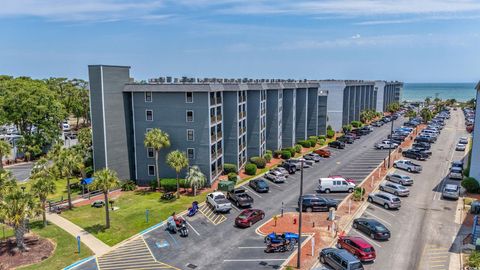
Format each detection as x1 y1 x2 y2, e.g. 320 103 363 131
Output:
366 205 396 217
349 231 382 248
223 259 287 262
244 187 263 198
268 181 282 188
230 204 241 212
364 211 392 226
185 220 201 236
237 246 266 249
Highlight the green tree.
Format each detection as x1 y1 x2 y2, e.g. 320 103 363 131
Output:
0 140 12 170
420 108 433 123
166 150 189 198
0 187 40 251
0 170 16 200
425 97 431 105
92 168 120 229
185 165 207 196
144 129 170 190
405 110 417 119
386 102 400 113
30 162 57 227
53 148 84 209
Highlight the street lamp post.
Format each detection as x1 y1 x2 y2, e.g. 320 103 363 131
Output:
297 160 304 268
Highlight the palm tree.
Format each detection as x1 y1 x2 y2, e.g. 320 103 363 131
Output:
0 170 16 200
53 148 84 209
92 168 120 229
0 140 12 169
30 163 56 227
420 108 433 123
166 150 189 198
0 187 40 251
144 129 170 190
185 166 206 196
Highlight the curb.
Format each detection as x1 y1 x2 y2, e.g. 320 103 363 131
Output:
280 233 315 269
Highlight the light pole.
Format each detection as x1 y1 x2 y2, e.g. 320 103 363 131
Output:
297 160 304 268
387 115 395 168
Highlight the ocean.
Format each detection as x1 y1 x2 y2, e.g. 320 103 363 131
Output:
402 83 477 102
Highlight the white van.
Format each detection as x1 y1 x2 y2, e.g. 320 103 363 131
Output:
317 177 355 193
422 129 438 136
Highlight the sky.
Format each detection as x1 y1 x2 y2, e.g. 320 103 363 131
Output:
0 0 479 83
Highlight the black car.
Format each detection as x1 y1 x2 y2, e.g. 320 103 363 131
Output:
402 149 428 160
412 142 431 150
298 195 338 212
352 218 391 240
337 135 354 144
359 127 372 134
451 160 464 170
414 136 435 143
249 179 269 193
329 140 345 149
351 129 369 136
412 147 432 157
281 162 297 174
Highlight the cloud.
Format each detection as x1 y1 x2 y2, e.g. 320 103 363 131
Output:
351 34 361 39
356 14 480 25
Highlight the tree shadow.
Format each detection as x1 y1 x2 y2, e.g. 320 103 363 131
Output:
84 224 107 234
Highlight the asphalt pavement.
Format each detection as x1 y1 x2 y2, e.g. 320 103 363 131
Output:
5 162 34 182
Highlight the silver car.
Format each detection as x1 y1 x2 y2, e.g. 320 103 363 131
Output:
272 167 289 178
442 184 460 200
386 173 414 186
368 192 401 209
379 182 410 197
448 167 463 180
264 170 286 183
456 143 466 151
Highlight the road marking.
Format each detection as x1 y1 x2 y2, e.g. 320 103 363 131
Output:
185 220 200 236
244 187 263 198
223 259 287 262
367 205 397 217
349 231 382 248
364 211 392 226
268 181 282 188
230 203 241 212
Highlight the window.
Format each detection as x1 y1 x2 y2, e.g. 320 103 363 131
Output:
145 91 152 102
147 148 154 158
148 165 155 176
186 110 194 122
145 128 152 134
146 110 153 121
186 92 193 103
187 129 194 141
187 148 195 159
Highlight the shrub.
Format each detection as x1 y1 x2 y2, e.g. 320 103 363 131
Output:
464 197 475 206
351 121 363 128
294 144 302 153
85 166 94 178
318 135 326 140
281 150 292 159
326 129 335 138
228 172 238 184
263 153 272 163
223 163 238 174
160 178 187 192
297 140 311 148
250 156 267 169
273 150 282 158
308 136 318 142
318 139 326 145
464 167 470 177
245 163 257 175
121 181 137 191
265 150 273 155
149 180 158 191
342 125 352 133
327 125 333 131
468 251 480 267
283 147 296 157
462 177 480 193
308 139 317 147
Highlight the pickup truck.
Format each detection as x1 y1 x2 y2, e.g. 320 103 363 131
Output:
226 188 254 207
393 160 422 173
207 192 232 213
375 141 398 149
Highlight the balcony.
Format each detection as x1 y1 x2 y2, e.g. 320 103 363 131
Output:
216 114 222 122
239 127 246 135
239 143 246 151
210 116 216 124
217 132 223 140
211 134 216 142
210 98 216 106
239 111 246 119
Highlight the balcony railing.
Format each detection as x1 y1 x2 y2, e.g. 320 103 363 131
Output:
217 132 223 140
217 115 222 121
211 134 216 142
239 111 246 119
239 127 246 134
210 98 216 106
210 116 216 124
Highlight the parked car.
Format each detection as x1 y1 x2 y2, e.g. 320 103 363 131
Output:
207 192 232 213
415 136 435 143
91 200 105 208
249 179 269 193
317 177 355 193
272 167 289 177
319 248 364 270
288 158 313 168
451 160 464 170
459 137 469 144
402 149 428 160
442 184 460 200
265 170 287 183
304 153 321 162
336 236 376 262
315 148 331 157
352 218 391 240
298 195 338 212
371 121 382 127
386 172 414 185
226 188 254 208
411 147 432 157
346 133 360 140
235 209 265 228
456 143 466 151
393 160 422 173
338 135 354 144
379 182 410 196
329 141 346 149
367 192 401 209
280 162 297 174
375 141 398 150
412 142 431 150
448 167 463 180
329 175 356 184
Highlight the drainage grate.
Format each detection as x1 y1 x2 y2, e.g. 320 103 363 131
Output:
187 263 198 269
259 261 268 266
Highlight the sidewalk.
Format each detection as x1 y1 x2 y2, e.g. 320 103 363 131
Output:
46 213 111 256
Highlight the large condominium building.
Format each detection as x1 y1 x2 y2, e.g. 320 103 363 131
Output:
375 81 403 113
89 65 328 185
471 82 480 182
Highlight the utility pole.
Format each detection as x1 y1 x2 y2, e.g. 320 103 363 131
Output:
297 160 304 268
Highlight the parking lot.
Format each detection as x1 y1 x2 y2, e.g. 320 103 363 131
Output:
72 118 404 270
340 110 468 270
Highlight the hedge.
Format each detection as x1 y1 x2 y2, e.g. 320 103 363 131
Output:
351 121 363 128
250 156 267 169
161 178 188 192
263 153 272 163
297 140 311 148
294 144 302 153
265 150 273 155
308 139 317 147
223 163 238 174
318 139 326 145
273 150 283 158
308 136 318 141
327 125 333 131
326 129 335 138
283 147 296 157
462 177 479 193
121 181 137 191
245 163 257 175
281 150 292 159
318 135 326 140
228 172 238 184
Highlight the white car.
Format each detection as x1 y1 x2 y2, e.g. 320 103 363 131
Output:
375 141 398 150
455 143 466 151
393 160 422 173
206 192 232 213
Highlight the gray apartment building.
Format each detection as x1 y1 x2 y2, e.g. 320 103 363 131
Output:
470 82 480 182
375 81 403 113
89 65 328 185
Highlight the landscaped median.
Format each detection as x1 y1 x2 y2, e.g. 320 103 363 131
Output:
255 127 421 269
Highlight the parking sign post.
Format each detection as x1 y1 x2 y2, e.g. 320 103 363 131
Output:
311 237 315 256
77 236 81 254
281 202 284 217
146 209 149 223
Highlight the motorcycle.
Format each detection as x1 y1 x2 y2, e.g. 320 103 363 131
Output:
187 201 199 217
264 238 295 253
166 216 189 237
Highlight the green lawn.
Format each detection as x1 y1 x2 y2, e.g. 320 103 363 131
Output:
19 178 82 201
61 191 204 246
0 221 93 270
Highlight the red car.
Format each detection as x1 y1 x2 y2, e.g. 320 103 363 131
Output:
235 209 265 228
314 148 331 158
337 236 376 262
329 175 356 184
